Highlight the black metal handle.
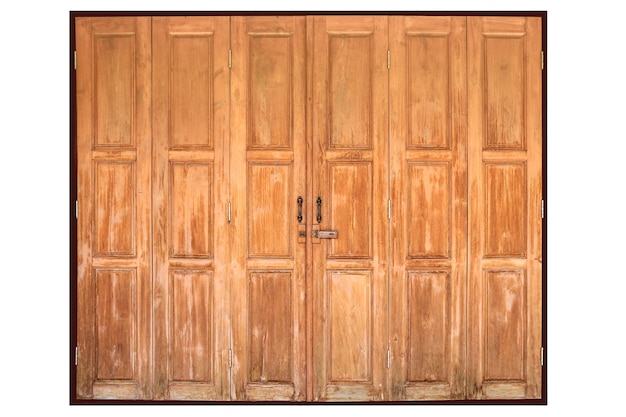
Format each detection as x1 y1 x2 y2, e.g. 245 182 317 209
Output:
316 197 322 224
297 196 303 223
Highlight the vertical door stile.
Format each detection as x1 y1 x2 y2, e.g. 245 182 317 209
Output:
230 16 245 400
305 16 315 402
227 16 233 401
383 17 392 400
75 17 94 399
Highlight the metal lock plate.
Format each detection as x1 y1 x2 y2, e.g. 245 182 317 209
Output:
313 230 338 239
298 224 307 243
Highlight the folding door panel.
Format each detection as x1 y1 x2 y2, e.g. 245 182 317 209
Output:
309 15 389 401
75 17 152 399
467 16 543 399
152 16 230 400
389 15 467 401
230 16 307 401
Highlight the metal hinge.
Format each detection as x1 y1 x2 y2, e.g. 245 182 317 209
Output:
387 50 391 69
228 49 232 69
387 348 391 369
75 200 78 219
541 51 544 70
541 200 545 219
228 349 233 368
541 347 544 366
74 51 77 70
227 202 231 223
388 199 391 220
75 347 79 365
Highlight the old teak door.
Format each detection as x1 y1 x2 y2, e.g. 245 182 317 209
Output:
74 14 544 402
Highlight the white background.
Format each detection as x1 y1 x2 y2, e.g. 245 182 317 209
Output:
2 1 624 416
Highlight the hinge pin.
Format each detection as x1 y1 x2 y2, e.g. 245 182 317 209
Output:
228 49 232 69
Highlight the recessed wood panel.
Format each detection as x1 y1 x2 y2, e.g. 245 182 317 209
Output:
328 272 372 382
94 162 135 256
328 34 372 149
407 272 450 382
407 34 450 149
248 163 292 258
169 162 213 258
485 36 525 149
170 270 214 382
249 34 292 149
249 272 292 382
328 163 372 258
95 268 136 380
94 34 134 147
169 34 214 148
407 163 451 258
485 163 526 257
485 270 525 380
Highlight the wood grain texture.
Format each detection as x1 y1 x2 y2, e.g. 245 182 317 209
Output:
407 272 450 383
249 272 293 383
94 162 135 256
95 269 136 380
170 270 214 383
169 33 215 148
93 33 134 147
407 162 451 258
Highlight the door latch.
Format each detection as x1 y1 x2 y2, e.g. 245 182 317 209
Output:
313 230 338 239
298 224 307 243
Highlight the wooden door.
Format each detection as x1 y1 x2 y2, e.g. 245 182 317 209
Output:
75 17 153 399
230 16 307 401
75 14 544 403
388 16 468 401
467 16 543 399
151 16 231 400
309 16 389 401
